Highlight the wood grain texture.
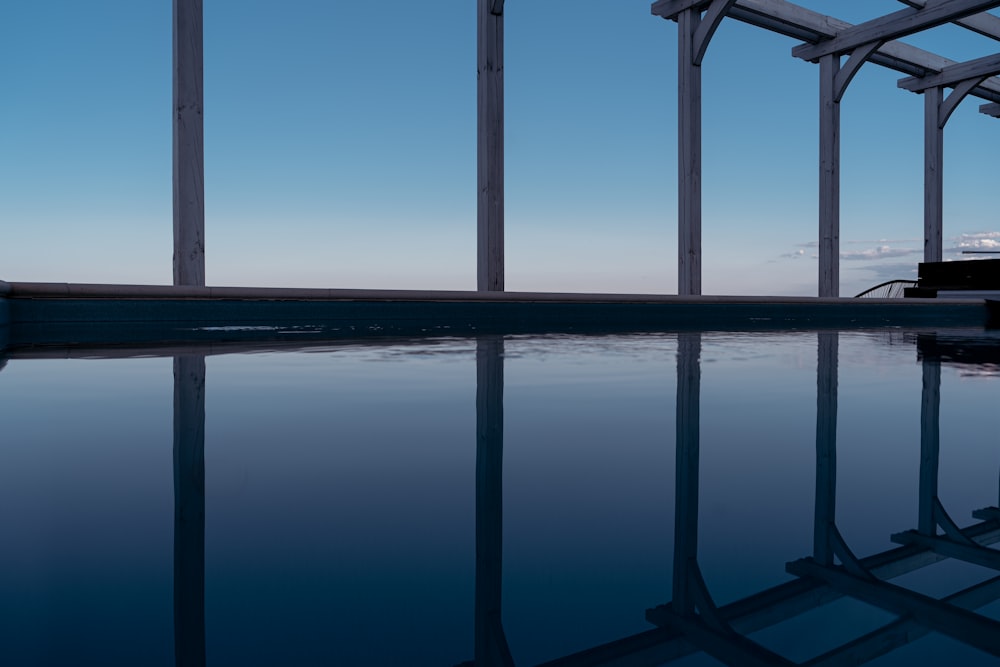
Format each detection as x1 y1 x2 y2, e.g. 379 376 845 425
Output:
478 0 504 292
173 0 205 287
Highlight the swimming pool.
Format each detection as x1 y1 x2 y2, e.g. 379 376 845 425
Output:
1 328 998 665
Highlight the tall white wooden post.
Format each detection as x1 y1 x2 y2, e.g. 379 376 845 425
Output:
677 9 702 296
173 0 205 287
478 0 504 292
924 86 944 263
818 55 841 298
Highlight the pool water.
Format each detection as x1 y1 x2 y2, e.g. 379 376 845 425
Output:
1 329 998 665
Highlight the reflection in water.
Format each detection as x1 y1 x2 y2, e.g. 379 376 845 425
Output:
474 336 514 667
174 355 206 667
5 330 1000 664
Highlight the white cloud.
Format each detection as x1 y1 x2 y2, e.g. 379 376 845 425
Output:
946 231 1000 255
841 245 920 261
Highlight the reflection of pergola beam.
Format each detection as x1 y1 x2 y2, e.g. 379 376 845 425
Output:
982 102 1000 116
786 557 1000 656
804 574 1000 667
892 529 1000 571
792 0 1000 61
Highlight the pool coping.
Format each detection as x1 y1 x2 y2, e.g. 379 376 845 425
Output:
1 281 996 349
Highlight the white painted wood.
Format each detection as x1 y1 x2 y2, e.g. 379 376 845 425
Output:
818 54 840 298
925 86 944 263
173 0 205 287
899 52 1000 91
678 8 702 296
478 0 504 292
898 0 1000 40
793 0 1000 61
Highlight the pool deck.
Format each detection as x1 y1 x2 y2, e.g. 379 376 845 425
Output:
0 280 996 348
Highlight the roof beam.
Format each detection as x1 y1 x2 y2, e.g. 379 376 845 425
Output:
982 102 1000 115
793 0 1000 61
650 0 1000 102
899 52 1000 91
651 0 713 20
898 0 1000 40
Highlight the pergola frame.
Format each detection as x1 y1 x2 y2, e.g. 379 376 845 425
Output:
651 0 1000 296
168 0 999 296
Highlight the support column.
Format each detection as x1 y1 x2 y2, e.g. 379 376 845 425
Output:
818 55 841 298
173 354 206 667
673 332 701 614
814 332 838 565
924 86 944 263
173 0 205 287
478 1 504 292
678 9 702 296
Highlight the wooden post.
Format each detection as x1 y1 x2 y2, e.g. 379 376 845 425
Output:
673 332 701 614
818 55 841 298
924 86 944 263
814 332 838 565
478 1 504 292
173 354 206 667
173 0 205 287
677 9 702 296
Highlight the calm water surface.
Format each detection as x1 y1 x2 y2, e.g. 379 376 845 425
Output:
1 329 998 666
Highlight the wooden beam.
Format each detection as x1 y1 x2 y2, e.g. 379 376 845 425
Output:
651 0 714 20
898 0 1000 40
982 101 1000 116
793 0 1000 61
478 0 504 292
693 0 1000 102
899 52 1000 91
173 0 205 287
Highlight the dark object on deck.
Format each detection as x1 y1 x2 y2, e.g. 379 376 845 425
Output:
904 258 1000 297
855 280 918 298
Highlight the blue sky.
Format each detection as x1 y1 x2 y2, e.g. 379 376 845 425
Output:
1 0 997 295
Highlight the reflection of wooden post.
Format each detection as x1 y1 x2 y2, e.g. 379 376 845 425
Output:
673 333 701 614
174 355 206 667
475 337 513 666
814 333 838 565
919 357 941 535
